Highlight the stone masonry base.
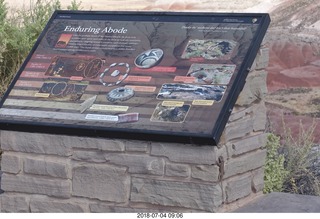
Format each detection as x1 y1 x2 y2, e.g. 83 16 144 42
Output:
0 46 269 212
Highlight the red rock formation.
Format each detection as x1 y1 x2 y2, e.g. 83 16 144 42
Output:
267 39 320 92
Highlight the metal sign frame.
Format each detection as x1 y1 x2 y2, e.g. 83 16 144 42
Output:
0 11 270 145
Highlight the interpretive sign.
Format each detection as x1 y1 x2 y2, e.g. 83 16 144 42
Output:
0 11 270 144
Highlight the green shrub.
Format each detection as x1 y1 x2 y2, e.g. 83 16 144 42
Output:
265 117 320 196
0 0 13 94
0 0 81 96
263 133 288 193
19 0 62 46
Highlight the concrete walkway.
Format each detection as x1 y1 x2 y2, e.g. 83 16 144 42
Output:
234 192 320 213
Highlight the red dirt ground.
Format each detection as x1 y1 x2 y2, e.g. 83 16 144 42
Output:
266 38 320 143
267 40 320 92
265 0 320 143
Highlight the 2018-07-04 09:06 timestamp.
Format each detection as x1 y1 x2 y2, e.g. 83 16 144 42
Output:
137 213 183 218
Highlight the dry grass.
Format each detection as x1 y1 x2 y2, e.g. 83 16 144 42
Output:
281 119 320 195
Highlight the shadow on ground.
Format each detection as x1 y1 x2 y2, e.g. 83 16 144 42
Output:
234 192 320 213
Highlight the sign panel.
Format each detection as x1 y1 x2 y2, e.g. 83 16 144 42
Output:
0 11 270 144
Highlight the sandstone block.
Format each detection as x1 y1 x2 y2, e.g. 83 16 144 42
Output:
236 70 267 106
67 136 124 151
73 151 165 175
131 177 222 212
0 195 29 213
250 55 257 71
214 145 228 162
72 164 129 203
104 154 165 175
228 105 254 122
1 131 125 155
217 131 228 146
224 173 252 203
252 168 265 193
1 174 71 198
165 163 190 178
1 131 72 156
90 204 160 213
125 140 149 152
30 199 86 213
227 133 267 157
255 47 269 70
23 157 70 179
191 165 220 182
253 102 267 132
235 81 252 107
151 143 216 165
72 150 105 163
223 115 254 142
224 149 266 179
1 153 21 174
251 70 268 98
0 171 3 194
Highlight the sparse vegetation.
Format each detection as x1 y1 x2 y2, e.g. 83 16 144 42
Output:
281 120 320 195
0 0 81 188
67 0 82 10
269 87 312 96
266 87 320 116
263 133 288 193
264 119 320 196
0 0 81 96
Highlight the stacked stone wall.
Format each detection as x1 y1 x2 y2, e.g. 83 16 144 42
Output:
0 46 269 213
